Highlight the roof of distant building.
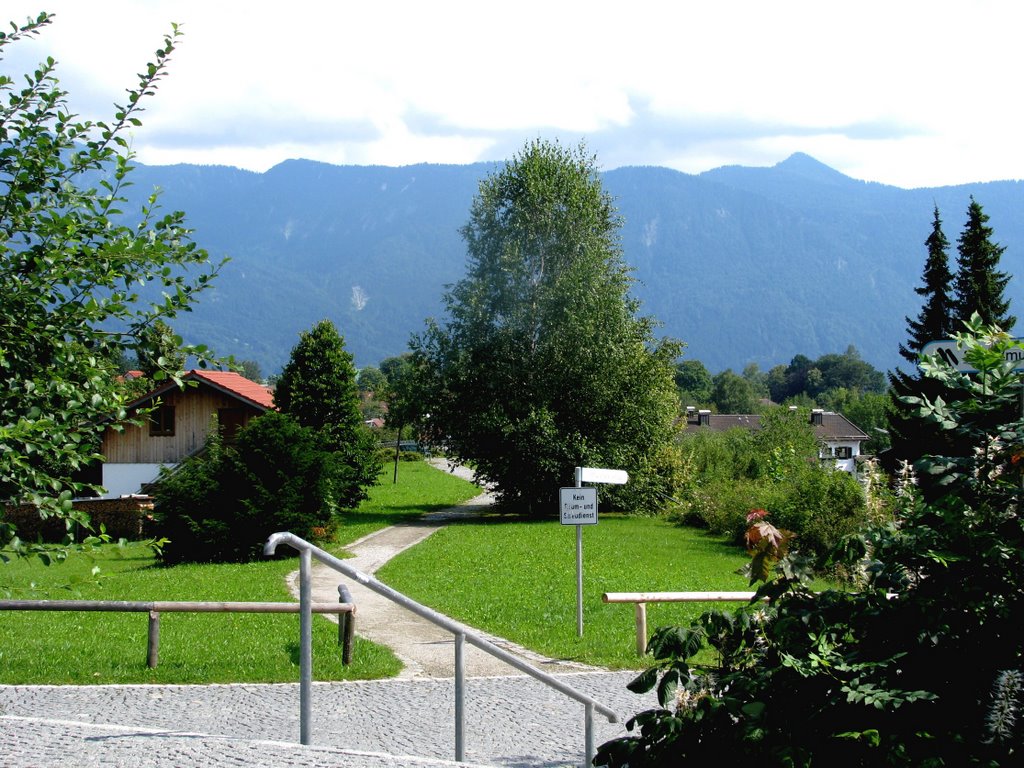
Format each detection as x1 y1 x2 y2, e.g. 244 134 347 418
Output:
683 408 869 442
124 369 275 412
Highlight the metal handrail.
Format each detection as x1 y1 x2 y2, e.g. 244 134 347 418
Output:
264 530 619 766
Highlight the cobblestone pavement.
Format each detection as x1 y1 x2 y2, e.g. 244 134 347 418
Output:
1 671 652 767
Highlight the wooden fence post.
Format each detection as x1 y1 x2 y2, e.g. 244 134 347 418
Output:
147 610 160 668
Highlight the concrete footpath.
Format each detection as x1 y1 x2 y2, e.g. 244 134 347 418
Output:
0 461 652 767
290 460 602 679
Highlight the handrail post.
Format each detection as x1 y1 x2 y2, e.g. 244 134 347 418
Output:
585 701 595 768
299 547 313 745
455 630 466 762
338 584 355 665
265 531 619 765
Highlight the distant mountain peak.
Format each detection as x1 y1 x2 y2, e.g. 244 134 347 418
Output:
774 152 850 182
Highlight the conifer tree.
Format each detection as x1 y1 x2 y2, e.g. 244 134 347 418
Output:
274 319 380 504
887 207 958 476
888 200 1015 483
899 206 955 365
275 320 365 449
953 197 1015 331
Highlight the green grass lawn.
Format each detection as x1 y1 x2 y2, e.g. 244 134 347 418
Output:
2 461 760 680
331 459 481 547
0 461 477 685
377 514 753 669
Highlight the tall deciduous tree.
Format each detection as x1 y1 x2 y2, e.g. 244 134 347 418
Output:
1 14 222 540
675 359 713 406
411 139 681 514
273 319 379 505
711 369 760 414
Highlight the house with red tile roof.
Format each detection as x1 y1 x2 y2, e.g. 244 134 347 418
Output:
683 406 870 474
98 370 275 498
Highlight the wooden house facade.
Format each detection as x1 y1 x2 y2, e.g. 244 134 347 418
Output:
99 370 274 498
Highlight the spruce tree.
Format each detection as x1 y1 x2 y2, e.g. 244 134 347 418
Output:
275 320 365 448
899 206 955 364
274 319 380 506
953 197 1015 330
887 207 957 476
888 200 1015 485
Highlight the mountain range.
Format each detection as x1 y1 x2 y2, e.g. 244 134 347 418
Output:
124 153 1024 377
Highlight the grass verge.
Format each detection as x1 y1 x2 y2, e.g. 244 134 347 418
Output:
377 514 754 669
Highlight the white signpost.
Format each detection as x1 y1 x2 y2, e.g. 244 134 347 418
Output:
562 466 628 637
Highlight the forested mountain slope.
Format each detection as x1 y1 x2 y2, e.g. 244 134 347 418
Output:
125 154 1024 375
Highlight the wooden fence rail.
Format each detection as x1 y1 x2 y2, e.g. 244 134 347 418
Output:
0 592 357 668
602 591 761 655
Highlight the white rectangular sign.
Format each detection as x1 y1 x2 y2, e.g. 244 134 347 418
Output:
560 487 598 525
579 467 629 485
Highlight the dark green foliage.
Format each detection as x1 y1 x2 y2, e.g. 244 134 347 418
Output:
888 200 1015 482
0 14 222 547
954 198 1015 330
676 408 871 564
598 322 1024 767
411 139 682 515
155 413 348 563
766 461 868 562
675 359 713 406
134 320 187 379
235 359 263 383
767 346 885 404
274 319 380 502
711 369 760 413
899 206 955 365
275 320 365 448
356 365 386 393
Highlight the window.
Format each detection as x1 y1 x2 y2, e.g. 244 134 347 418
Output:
833 446 853 459
149 404 175 436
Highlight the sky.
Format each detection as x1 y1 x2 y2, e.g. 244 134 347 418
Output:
4 1 1023 189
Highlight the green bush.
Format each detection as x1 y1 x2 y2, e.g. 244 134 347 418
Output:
770 462 869 562
680 477 763 538
676 409 874 566
155 412 379 563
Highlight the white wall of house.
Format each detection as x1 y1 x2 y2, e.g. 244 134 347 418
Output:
821 440 861 474
100 463 169 498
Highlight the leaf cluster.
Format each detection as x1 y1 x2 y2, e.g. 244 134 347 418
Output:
1 13 223 540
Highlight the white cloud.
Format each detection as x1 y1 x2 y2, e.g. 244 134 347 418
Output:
4 0 1024 187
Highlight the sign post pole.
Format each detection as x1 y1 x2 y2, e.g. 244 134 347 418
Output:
574 466 584 637
560 466 627 638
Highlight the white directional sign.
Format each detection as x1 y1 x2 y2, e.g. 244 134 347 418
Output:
560 487 598 525
578 467 629 485
921 338 1024 373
